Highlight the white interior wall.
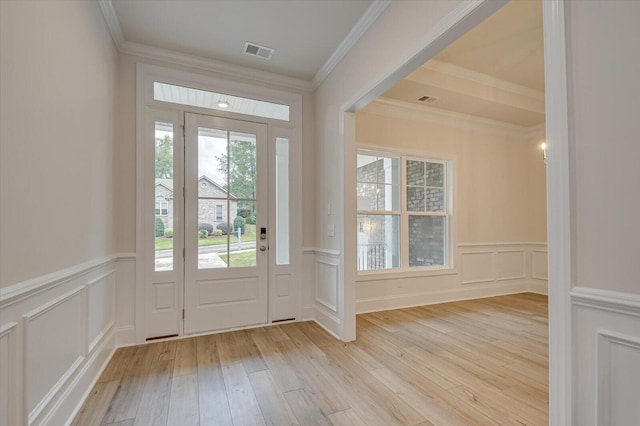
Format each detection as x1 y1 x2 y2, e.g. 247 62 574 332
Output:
0 0 117 287
565 2 640 425
0 1 119 424
354 106 547 312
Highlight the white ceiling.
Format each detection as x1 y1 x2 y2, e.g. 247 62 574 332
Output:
111 0 374 82
379 0 545 128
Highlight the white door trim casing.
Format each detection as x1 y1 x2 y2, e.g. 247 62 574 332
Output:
136 63 303 342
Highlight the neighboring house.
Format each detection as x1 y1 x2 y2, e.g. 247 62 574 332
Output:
155 176 237 230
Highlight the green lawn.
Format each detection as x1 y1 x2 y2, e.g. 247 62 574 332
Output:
156 224 256 251
219 250 257 267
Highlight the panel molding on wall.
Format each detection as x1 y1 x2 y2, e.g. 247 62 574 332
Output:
315 259 339 312
572 287 640 426
356 243 548 313
0 321 19 426
0 255 120 425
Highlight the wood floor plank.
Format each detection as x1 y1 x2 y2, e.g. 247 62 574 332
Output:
276 339 351 414
173 337 197 377
71 380 119 426
327 409 367 426
74 294 548 426
196 334 233 426
249 369 300 426
102 343 159 424
167 374 199 426
250 330 304 392
221 361 266 426
133 358 173 426
283 388 332 426
98 346 136 383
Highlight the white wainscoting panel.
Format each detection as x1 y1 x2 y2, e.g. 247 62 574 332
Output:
115 254 136 346
302 248 317 320
495 250 526 281
597 330 640 425
356 243 548 313
310 248 342 339
461 251 494 284
0 256 119 425
532 250 549 280
0 322 19 426
24 287 86 421
572 287 640 426
315 259 339 312
87 271 115 353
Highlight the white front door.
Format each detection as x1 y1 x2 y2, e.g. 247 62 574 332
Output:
183 113 269 334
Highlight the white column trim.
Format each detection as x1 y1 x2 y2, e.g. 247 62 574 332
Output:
543 0 573 424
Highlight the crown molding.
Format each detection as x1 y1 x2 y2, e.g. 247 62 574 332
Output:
423 59 545 101
119 41 313 91
97 0 124 46
366 97 541 138
97 0 313 91
312 0 391 89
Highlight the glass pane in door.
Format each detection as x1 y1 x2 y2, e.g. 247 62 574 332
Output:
196 128 258 269
197 127 229 269
229 131 257 268
155 121 174 271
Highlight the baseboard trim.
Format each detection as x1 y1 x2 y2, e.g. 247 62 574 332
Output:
115 326 136 347
313 305 341 340
302 304 314 321
356 282 530 314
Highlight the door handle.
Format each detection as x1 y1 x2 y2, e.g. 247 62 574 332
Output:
260 245 267 252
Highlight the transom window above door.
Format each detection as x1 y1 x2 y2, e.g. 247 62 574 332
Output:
154 82 290 121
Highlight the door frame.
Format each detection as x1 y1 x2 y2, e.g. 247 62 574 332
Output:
135 63 303 342
339 1 572 424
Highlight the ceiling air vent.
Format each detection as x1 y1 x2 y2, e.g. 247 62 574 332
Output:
243 42 275 60
417 95 439 104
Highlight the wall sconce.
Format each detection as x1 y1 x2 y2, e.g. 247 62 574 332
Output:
541 142 547 164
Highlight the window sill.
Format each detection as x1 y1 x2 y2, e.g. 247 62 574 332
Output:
357 267 457 282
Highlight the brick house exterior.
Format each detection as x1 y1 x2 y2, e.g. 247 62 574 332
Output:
155 176 237 231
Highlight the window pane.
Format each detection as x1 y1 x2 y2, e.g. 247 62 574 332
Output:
425 188 445 212
357 214 400 271
198 127 229 269
406 160 425 186
425 162 444 187
224 200 257 268
154 81 290 121
379 157 400 185
229 132 257 199
409 215 446 267
407 187 425 211
378 184 400 210
357 183 377 210
276 137 290 265
155 121 173 272
356 154 378 182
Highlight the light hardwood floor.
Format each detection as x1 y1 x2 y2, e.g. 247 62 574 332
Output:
73 293 549 425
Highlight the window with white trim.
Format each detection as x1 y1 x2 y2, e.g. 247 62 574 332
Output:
155 196 168 216
357 150 451 272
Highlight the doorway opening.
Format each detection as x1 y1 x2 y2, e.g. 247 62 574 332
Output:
352 0 550 421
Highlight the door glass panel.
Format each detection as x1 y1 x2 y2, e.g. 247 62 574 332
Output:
197 127 258 269
197 127 229 269
276 137 290 265
155 121 174 272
